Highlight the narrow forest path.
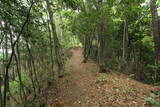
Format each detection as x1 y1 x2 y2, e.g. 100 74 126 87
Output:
45 48 159 107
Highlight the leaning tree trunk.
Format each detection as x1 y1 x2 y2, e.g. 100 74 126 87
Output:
45 0 64 74
9 26 27 105
150 0 160 63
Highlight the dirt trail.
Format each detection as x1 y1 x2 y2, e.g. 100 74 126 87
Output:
45 48 158 107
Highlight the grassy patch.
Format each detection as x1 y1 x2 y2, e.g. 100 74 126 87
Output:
96 73 108 84
145 93 160 107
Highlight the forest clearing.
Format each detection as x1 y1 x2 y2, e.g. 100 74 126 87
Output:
0 0 160 107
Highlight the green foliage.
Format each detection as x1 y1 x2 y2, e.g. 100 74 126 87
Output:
63 0 82 10
143 64 160 84
0 0 160 106
145 93 160 107
140 36 155 64
42 71 54 82
0 53 3 61
9 72 31 96
9 81 19 96
146 64 160 71
96 73 108 83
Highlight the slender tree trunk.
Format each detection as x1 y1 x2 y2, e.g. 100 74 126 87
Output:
150 0 160 63
3 32 10 107
25 40 40 93
5 34 9 93
83 34 88 63
9 26 27 105
122 19 129 61
45 0 64 74
98 21 106 72
14 46 26 105
0 77 3 107
83 31 94 63
0 21 4 46
27 57 37 97
58 11 64 42
3 2 34 106
122 20 126 61
47 20 54 74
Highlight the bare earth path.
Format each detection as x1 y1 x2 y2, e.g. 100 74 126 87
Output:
45 48 158 107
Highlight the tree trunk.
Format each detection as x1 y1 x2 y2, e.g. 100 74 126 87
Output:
3 31 10 107
122 20 129 61
0 21 4 46
150 0 160 63
58 11 64 42
0 77 3 107
45 0 64 74
9 26 27 105
122 20 126 61
25 40 40 93
83 30 94 63
83 34 89 63
98 22 106 72
3 2 34 106
47 20 54 74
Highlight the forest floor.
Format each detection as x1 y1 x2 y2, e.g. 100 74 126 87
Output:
43 48 159 107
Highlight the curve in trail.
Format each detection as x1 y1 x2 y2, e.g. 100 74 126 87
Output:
46 48 158 107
